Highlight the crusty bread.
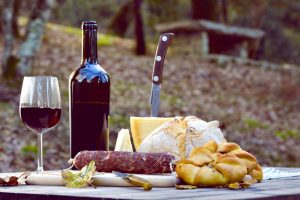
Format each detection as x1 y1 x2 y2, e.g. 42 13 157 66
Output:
138 116 227 159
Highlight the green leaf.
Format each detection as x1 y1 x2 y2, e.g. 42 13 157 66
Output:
21 145 38 156
61 160 96 188
243 118 269 129
275 129 300 140
61 170 76 182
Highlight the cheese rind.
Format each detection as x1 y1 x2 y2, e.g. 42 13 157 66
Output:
130 117 173 149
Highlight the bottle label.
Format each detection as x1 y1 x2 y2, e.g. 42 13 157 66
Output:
76 64 109 83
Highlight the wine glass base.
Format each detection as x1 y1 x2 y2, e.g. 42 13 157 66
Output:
37 167 44 174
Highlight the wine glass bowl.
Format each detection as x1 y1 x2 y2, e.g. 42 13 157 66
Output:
20 107 61 134
19 76 61 173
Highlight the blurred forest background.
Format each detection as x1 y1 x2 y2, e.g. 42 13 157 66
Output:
0 0 300 172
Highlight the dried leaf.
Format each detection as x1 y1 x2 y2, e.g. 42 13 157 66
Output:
8 177 18 186
61 160 96 188
18 171 31 185
0 171 30 186
227 181 252 190
240 182 251 189
227 182 241 189
175 184 198 190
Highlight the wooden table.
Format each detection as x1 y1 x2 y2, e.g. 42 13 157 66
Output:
0 168 300 200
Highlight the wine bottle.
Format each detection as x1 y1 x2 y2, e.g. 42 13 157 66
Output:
69 21 110 158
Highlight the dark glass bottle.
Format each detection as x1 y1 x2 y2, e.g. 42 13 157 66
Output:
69 21 110 158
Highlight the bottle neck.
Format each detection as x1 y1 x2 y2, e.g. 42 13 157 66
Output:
82 28 98 64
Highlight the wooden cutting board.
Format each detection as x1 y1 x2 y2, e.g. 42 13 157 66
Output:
1 171 178 187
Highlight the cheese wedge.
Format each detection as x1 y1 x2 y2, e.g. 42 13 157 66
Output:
130 117 173 149
114 129 133 152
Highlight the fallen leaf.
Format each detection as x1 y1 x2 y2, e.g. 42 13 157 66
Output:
61 160 96 188
175 184 198 190
228 182 241 189
18 171 31 185
227 181 252 190
0 171 31 186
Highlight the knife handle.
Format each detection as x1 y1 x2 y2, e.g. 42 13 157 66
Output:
152 33 175 84
127 174 153 191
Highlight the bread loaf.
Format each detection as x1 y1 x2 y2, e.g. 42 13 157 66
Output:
138 116 227 160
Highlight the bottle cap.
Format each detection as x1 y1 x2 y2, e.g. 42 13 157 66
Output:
82 21 97 30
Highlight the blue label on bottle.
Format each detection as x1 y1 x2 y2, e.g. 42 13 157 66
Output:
76 64 109 83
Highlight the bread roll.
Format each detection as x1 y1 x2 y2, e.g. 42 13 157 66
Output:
175 140 263 186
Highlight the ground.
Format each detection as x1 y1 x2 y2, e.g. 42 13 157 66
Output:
0 23 300 172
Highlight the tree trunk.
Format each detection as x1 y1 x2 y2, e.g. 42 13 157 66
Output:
107 0 133 37
1 0 55 78
16 0 55 77
134 0 146 55
248 0 268 59
12 0 21 38
1 0 15 77
250 0 268 28
221 0 228 24
191 0 218 21
0 1 3 33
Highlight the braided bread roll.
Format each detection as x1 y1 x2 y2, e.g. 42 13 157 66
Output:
217 142 257 173
175 140 263 186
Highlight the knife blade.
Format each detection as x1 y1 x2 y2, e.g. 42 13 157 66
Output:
112 171 152 191
150 33 175 117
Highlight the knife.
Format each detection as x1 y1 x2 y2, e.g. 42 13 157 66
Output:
112 171 152 191
150 33 175 117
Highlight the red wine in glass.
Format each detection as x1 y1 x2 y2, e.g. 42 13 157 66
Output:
19 76 61 173
20 107 61 134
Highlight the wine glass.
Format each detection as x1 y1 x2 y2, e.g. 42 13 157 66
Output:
19 76 61 173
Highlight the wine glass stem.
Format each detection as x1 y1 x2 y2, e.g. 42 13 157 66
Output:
37 133 44 173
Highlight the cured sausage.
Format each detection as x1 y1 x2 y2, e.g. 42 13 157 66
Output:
73 151 175 174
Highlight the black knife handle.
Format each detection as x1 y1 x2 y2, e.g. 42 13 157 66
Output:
152 33 175 84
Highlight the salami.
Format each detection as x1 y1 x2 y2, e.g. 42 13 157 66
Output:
73 151 175 174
